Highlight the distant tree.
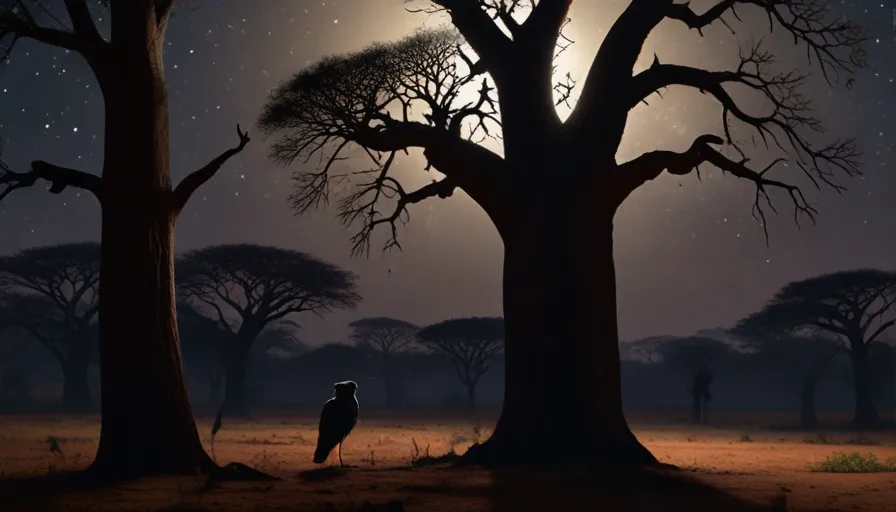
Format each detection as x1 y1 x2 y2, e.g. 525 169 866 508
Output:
177 244 360 416
0 243 100 411
655 337 733 425
730 321 843 429
349 317 418 409
0 0 257 477
417 317 504 410
177 302 229 406
259 0 864 466
735 269 896 427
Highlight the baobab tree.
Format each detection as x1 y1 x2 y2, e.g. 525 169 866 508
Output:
417 317 504 410
0 1 252 478
0 243 100 411
349 317 419 409
734 269 896 428
258 0 865 466
177 244 360 417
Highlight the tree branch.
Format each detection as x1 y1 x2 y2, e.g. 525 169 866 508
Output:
420 0 512 76
63 0 102 43
171 124 250 214
0 160 102 204
866 320 896 345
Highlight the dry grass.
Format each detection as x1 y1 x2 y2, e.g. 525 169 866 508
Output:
0 411 894 511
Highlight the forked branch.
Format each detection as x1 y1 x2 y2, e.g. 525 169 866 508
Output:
171 124 250 214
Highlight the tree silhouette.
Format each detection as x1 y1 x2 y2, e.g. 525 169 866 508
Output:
259 0 865 466
735 269 896 427
177 244 360 416
349 317 418 409
734 326 842 429
655 336 732 425
177 301 229 407
0 243 100 411
417 317 503 410
0 1 252 478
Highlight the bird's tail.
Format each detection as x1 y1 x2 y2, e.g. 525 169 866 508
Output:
313 437 337 464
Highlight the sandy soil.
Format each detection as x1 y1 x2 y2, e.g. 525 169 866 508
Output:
0 411 894 512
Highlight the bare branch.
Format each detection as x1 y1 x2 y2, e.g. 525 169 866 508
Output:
0 159 102 204
171 124 250 214
63 0 102 42
618 43 860 242
416 0 512 75
665 0 867 85
259 29 507 255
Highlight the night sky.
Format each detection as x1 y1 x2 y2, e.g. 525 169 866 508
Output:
0 0 893 345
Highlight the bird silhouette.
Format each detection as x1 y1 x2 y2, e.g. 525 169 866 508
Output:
313 380 359 467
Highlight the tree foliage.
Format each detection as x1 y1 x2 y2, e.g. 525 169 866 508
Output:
733 269 896 351
417 316 504 386
349 317 419 356
0 243 100 358
177 244 361 338
260 0 866 254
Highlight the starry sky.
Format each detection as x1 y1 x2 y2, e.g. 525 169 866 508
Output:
0 0 893 345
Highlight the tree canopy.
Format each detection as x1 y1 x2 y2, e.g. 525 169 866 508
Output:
259 0 864 254
177 244 361 335
417 317 504 378
349 317 419 355
734 269 896 351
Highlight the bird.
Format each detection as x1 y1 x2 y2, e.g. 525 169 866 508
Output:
313 380 359 467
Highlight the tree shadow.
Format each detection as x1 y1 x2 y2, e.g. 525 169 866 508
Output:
0 470 111 508
496 466 789 512
408 465 787 512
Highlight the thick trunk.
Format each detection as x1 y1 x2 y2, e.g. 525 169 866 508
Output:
849 350 880 427
89 19 213 478
466 203 657 467
61 350 93 412
800 377 819 430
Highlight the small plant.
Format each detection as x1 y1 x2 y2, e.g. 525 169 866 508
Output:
738 434 753 443
686 434 697 443
408 437 459 467
471 424 483 444
810 452 896 473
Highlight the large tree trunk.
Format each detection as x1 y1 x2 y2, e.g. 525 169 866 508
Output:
800 376 819 430
849 350 880 427
465 200 657 467
88 13 214 478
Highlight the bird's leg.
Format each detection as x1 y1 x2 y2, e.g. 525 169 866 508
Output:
339 442 344 467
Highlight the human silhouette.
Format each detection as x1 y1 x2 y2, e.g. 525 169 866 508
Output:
313 380 360 466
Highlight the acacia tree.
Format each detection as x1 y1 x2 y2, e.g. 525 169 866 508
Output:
734 269 896 427
258 0 865 466
177 244 360 416
417 317 503 410
0 243 100 411
349 317 418 409
0 1 252 478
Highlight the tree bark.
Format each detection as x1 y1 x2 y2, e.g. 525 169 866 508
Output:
464 195 658 467
88 16 214 478
849 350 880 427
800 376 819 430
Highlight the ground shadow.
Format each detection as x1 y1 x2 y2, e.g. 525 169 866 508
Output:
405 465 787 512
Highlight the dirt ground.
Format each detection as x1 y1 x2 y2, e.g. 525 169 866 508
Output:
0 410 894 512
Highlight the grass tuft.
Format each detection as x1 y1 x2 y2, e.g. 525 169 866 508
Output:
809 452 896 473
